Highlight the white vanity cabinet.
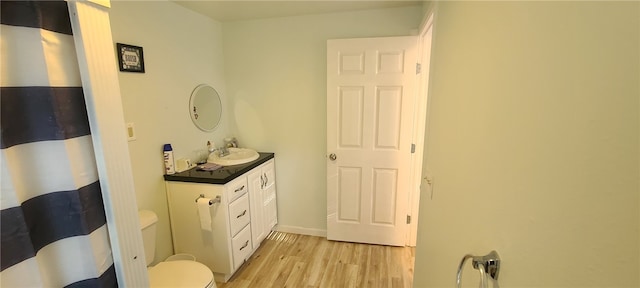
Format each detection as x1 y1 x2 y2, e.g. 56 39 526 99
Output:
247 159 278 249
164 155 277 283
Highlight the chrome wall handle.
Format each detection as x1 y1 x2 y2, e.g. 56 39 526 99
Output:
474 250 500 282
456 250 500 288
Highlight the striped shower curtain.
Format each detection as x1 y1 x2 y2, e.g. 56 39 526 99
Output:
1 1 117 286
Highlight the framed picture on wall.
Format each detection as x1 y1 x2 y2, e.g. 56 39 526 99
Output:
116 43 145 73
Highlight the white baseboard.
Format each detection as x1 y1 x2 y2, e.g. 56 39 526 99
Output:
274 225 327 237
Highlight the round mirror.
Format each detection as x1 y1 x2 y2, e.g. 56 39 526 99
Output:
189 84 222 132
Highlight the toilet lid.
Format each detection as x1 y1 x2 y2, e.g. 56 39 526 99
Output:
148 260 213 287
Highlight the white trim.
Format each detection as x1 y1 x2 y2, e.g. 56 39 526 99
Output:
87 0 110 8
67 1 148 286
407 10 435 247
274 225 327 238
419 2 438 33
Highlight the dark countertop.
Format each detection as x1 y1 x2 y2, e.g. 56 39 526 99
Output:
164 152 274 184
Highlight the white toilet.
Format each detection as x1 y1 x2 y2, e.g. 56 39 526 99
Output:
139 210 216 288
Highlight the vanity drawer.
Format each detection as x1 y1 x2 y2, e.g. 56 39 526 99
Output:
228 193 250 236
231 224 252 271
227 176 248 203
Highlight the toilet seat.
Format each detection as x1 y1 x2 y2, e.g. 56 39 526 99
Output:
148 260 214 288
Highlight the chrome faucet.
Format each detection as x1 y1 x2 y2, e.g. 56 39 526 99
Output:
217 146 230 157
207 141 230 157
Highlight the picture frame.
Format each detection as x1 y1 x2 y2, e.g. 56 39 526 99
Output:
116 43 145 73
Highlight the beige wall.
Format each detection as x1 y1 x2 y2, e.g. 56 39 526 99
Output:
222 6 422 233
109 1 230 263
414 1 639 287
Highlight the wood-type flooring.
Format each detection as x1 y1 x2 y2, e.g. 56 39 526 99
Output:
217 231 415 288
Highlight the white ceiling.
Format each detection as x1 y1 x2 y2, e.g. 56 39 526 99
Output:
171 1 423 22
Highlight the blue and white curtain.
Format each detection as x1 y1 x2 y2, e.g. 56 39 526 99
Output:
1 1 117 286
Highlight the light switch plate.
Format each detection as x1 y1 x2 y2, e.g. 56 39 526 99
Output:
126 122 136 141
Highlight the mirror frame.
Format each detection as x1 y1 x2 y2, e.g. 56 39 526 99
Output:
189 84 222 132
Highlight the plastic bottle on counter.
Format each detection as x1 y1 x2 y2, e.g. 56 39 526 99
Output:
163 144 175 174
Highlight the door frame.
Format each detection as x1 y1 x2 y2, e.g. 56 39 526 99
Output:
406 11 435 246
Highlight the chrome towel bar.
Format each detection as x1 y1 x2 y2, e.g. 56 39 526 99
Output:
195 194 221 205
456 250 500 288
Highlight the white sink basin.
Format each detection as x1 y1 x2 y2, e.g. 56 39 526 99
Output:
207 147 259 166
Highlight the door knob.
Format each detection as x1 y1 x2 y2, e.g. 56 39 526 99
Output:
329 153 337 161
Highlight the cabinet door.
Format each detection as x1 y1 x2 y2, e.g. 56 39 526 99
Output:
262 159 278 232
264 184 277 231
247 168 265 249
263 160 276 190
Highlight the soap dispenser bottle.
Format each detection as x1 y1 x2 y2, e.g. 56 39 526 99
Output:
163 144 175 174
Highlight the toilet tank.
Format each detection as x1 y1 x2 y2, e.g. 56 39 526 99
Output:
138 210 158 266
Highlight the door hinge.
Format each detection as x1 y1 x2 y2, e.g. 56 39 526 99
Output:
411 143 416 153
416 63 422 74
406 215 411 224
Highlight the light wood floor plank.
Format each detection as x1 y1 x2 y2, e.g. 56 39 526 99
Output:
355 244 371 288
282 260 307 287
218 231 414 288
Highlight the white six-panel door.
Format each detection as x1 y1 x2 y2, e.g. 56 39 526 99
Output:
327 36 417 246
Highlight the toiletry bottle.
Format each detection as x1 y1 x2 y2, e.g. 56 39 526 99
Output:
163 144 175 174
